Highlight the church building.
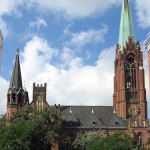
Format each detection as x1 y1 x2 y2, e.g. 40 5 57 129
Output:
3 0 150 149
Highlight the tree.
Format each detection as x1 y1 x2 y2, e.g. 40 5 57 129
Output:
89 132 136 150
73 130 103 150
0 116 6 132
0 106 61 150
146 138 150 150
29 107 61 149
0 122 33 150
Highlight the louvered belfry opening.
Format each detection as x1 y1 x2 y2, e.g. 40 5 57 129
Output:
125 54 137 103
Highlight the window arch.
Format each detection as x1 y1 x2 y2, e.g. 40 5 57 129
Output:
12 93 16 103
125 54 137 89
8 94 10 103
35 93 43 111
125 54 137 102
136 133 143 149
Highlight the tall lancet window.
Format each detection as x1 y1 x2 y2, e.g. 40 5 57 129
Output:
136 133 143 149
125 54 137 102
35 93 43 111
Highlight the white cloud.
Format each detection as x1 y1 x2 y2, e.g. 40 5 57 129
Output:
0 0 24 38
20 36 58 82
0 0 121 19
135 0 150 28
60 47 83 68
0 76 9 115
65 25 108 48
0 17 9 38
0 0 119 38
19 36 114 107
0 0 121 38
25 0 121 18
29 17 48 30
0 0 23 16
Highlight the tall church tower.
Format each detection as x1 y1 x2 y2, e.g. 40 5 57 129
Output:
113 0 147 120
6 49 29 119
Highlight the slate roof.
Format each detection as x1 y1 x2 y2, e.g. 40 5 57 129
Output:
60 106 128 129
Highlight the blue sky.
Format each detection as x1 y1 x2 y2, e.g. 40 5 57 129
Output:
0 0 150 116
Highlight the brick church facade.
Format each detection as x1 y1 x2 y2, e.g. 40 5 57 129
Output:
2 0 150 149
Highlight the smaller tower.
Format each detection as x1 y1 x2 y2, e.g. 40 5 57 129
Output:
31 83 49 113
6 49 29 119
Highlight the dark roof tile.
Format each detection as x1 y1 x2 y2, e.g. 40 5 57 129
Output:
60 106 128 129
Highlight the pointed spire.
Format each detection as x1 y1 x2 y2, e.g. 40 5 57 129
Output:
9 49 23 90
118 0 136 51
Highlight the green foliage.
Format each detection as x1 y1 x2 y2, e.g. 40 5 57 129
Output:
0 116 6 133
147 138 150 145
73 130 103 150
89 132 136 150
10 105 32 124
0 122 33 150
0 106 61 150
146 138 150 150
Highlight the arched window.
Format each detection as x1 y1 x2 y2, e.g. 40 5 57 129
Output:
143 121 145 127
125 54 136 89
136 133 143 149
134 121 137 127
12 93 16 103
35 93 43 111
8 95 10 103
125 54 137 102
18 94 23 107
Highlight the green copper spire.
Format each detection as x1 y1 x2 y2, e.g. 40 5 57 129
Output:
118 0 136 51
9 49 23 90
